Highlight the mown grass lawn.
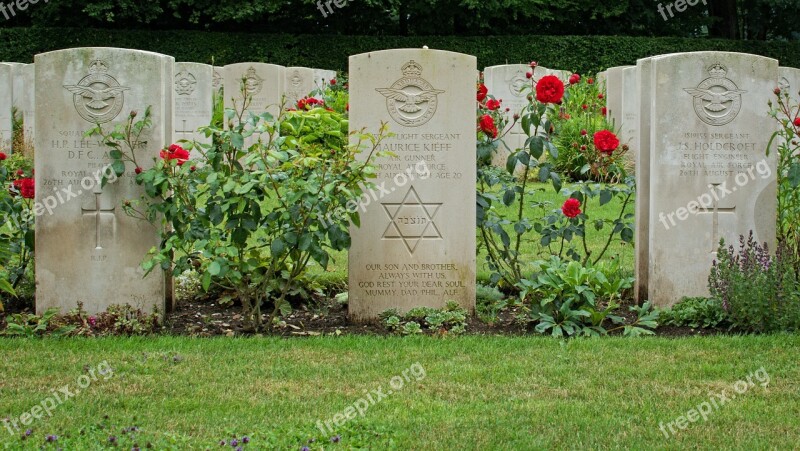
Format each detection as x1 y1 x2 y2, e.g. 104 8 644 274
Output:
1 335 797 450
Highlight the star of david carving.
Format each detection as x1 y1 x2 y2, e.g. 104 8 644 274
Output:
382 186 442 254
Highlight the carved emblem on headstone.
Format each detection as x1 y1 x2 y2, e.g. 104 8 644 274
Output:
63 60 129 124
381 186 442 254
684 63 746 126
778 76 791 94
507 69 527 98
242 66 263 96
212 70 222 89
174 70 197 96
376 60 445 127
290 70 303 89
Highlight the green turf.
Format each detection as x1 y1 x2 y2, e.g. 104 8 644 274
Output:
0 335 797 449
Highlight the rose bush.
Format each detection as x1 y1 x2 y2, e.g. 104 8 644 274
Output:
90 82 387 331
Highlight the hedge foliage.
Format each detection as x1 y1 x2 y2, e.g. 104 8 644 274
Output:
3 27 800 74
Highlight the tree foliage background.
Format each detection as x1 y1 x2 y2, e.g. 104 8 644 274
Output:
5 0 798 40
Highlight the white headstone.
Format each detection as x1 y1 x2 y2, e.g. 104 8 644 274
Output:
212 67 223 92
313 69 337 89
597 71 607 93
223 63 284 146
620 66 639 166
634 57 654 303
778 66 800 98
348 49 477 320
284 66 316 107
0 64 12 152
637 52 777 307
483 64 530 173
15 64 35 145
34 48 171 314
606 66 634 129
173 62 213 155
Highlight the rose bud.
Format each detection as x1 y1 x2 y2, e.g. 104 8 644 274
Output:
774 87 782 95
580 129 587 136
135 167 143 174
622 144 629 151
525 71 533 79
130 110 138 118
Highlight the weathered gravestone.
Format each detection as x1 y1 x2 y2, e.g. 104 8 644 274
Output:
173 62 213 156
348 49 476 320
635 52 777 307
212 67 223 92
597 71 607 93
620 66 639 166
284 66 316 107
35 48 171 314
483 64 531 174
779 66 800 97
605 65 633 129
0 64 12 151
313 69 337 88
12 64 35 145
223 63 284 146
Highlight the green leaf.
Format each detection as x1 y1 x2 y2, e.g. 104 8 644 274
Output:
231 132 244 149
599 190 613 206
529 136 544 160
621 227 634 242
788 162 800 188
502 189 515 206
111 160 126 177
271 238 286 256
208 261 221 276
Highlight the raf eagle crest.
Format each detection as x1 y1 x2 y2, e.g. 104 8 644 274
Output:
683 63 746 126
376 60 444 127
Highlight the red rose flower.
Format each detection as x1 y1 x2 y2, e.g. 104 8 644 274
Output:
535 75 565 104
562 198 581 218
598 93 604 99
486 98 501 111
160 144 190 166
0 152 6 161
601 107 607 116
14 177 35 199
479 114 498 138
587 78 594 84
330 79 337 85
569 73 580 85
477 83 488 102
593 130 620 155
794 117 800 127
582 104 588 110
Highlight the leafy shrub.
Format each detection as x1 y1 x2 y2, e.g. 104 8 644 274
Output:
476 73 634 291
517 256 655 337
89 82 385 331
709 233 800 333
0 151 35 302
3 308 75 337
549 76 628 182
767 87 800 265
380 301 468 336
5 28 800 75
658 297 728 329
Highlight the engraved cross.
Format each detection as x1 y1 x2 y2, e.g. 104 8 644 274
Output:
82 188 116 250
696 183 736 253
